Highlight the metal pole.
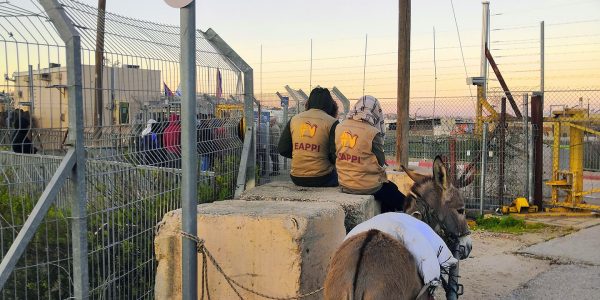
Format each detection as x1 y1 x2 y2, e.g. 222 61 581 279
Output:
362 34 368 97
204 28 256 192
94 0 106 130
480 122 488 215
260 44 262 106
432 26 437 125
540 21 544 98
38 0 89 298
480 1 490 99
309 38 312 91
28 65 34 117
531 92 544 209
498 97 506 208
180 2 198 300
110 66 115 125
523 94 529 200
396 0 411 168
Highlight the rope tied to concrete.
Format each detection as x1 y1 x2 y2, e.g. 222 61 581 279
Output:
180 231 324 300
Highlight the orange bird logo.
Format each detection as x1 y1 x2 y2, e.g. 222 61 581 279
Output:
299 122 318 138
340 131 358 148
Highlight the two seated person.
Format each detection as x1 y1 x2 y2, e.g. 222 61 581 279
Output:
278 87 405 213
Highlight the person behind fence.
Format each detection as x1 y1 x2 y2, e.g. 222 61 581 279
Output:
163 113 181 168
197 114 214 171
335 95 405 212
278 87 339 187
11 109 37 154
140 119 161 165
257 115 269 176
269 117 281 176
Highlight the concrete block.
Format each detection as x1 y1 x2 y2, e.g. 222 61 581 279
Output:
240 181 380 231
154 200 346 300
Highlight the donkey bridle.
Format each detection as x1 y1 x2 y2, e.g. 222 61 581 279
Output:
408 190 468 244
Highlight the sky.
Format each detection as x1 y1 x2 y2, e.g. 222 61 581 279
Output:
7 0 600 116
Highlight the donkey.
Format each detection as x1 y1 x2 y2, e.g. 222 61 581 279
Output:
324 156 473 300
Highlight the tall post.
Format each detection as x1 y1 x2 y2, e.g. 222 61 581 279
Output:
498 97 506 208
480 122 489 215
480 1 490 98
180 2 198 300
540 21 545 98
432 26 437 125
523 94 529 200
396 0 411 168
531 92 544 209
38 0 89 297
309 38 313 91
28 65 35 118
204 28 255 195
260 44 263 106
362 34 368 97
94 0 106 130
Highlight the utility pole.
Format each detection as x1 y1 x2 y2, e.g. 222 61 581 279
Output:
362 34 368 97
396 0 410 168
309 38 313 91
540 21 545 100
480 1 490 99
94 0 106 131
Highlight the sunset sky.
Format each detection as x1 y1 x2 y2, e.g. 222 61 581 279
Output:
9 0 600 116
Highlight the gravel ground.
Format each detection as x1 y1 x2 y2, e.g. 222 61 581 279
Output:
436 223 600 300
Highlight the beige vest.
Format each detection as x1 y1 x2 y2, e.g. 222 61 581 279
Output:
335 119 387 194
290 109 337 177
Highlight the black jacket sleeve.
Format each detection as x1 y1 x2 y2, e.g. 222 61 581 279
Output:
328 120 339 164
278 120 293 158
372 133 386 166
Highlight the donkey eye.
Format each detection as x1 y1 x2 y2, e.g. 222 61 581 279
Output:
457 208 465 215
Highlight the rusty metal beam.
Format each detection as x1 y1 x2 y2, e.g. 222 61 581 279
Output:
485 46 522 119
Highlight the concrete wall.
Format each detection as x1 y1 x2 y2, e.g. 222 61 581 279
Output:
154 200 345 300
240 181 380 231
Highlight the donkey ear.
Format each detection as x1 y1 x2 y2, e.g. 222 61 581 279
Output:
433 156 448 190
401 165 428 183
455 163 476 188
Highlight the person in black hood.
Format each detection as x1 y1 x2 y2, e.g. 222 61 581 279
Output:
11 109 37 154
278 87 339 187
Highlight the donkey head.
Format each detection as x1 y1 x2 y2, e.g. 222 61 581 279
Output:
401 156 473 240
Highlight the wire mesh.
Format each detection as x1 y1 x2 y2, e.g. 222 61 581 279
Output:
0 0 246 298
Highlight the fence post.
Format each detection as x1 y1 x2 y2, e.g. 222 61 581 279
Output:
480 123 488 215
531 92 544 209
498 97 506 208
523 94 529 200
40 0 88 298
179 2 198 300
204 28 256 195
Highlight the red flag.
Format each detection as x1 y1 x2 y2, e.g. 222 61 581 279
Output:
163 82 174 97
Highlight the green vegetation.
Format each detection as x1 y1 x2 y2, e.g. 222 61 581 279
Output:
473 215 547 234
0 184 71 299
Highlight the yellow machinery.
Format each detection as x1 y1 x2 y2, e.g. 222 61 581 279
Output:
501 197 538 214
545 108 600 212
215 103 245 138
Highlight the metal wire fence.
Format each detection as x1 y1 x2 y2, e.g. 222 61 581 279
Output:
256 88 600 211
0 0 247 298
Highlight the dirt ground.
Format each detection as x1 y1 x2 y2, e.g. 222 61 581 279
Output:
434 221 584 300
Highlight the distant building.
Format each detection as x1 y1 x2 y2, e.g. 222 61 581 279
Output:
385 117 474 136
13 64 161 129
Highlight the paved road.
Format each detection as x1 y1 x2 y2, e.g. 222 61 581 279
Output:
503 265 600 300
503 225 600 299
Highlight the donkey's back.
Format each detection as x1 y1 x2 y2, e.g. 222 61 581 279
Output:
324 229 423 300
